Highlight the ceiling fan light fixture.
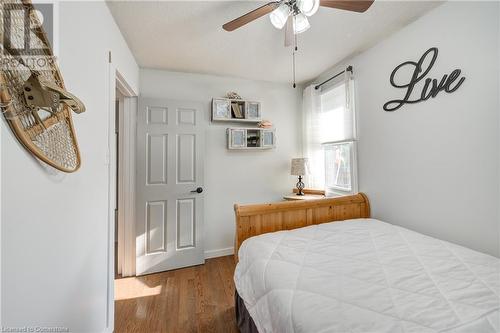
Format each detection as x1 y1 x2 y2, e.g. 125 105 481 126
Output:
297 0 320 16
270 3 290 29
293 13 310 34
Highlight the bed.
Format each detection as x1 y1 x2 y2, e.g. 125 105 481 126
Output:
233 193 500 333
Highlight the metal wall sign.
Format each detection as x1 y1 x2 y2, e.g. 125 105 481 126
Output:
383 47 466 112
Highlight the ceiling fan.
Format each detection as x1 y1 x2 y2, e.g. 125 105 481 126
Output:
223 0 374 35
222 0 374 87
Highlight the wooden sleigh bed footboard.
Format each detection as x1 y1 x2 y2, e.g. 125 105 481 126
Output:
234 193 370 259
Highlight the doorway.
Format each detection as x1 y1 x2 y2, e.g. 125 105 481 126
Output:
108 69 207 332
106 65 137 333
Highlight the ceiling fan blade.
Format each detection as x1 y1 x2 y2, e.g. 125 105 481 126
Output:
223 2 280 31
284 16 293 47
320 0 374 13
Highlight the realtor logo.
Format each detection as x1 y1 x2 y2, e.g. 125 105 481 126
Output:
1 1 55 70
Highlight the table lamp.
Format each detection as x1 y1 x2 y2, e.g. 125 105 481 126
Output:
291 158 310 196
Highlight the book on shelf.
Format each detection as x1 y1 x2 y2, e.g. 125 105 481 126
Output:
231 103 243 118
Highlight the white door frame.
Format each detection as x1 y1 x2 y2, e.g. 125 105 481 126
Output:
106 54 137 333
116 72 137 278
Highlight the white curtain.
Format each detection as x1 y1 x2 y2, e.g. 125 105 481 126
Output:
302 67 356 190
302 85 324 189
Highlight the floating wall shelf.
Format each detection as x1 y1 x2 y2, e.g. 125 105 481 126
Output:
227 128 276 150
212 98 261 122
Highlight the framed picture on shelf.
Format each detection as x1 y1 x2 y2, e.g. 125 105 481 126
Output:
245 101 261 120
212 98 231 120
262 129 275 148
230 129 246 148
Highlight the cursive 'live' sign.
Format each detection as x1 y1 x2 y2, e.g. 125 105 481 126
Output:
383 47 465 112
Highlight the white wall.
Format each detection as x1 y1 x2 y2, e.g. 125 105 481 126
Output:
313 1 499 256
140 69 302 256
1 1 139 331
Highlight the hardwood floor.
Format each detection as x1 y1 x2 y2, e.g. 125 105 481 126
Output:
114 256 238 333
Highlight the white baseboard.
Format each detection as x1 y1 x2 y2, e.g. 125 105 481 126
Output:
204 247 234 259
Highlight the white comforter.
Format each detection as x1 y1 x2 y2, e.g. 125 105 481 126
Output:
234 219 500 333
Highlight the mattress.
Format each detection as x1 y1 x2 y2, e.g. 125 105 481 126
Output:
234 218 500 333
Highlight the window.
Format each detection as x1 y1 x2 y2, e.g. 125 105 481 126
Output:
319 80 357 196
303 69 357 196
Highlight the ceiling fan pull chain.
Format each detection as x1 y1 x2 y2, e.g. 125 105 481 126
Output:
292 51 296 88
292 49 296 88
292 29 297 88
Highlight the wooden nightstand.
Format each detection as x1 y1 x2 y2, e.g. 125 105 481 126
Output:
283 188 326 201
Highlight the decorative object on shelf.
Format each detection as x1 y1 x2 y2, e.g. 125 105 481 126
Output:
290 158 310 196
383 47 466 112
258 120 273 128
222 0 374 88
0 0 86 172
212 98 261 122
225 91 242 100
227 128 276 150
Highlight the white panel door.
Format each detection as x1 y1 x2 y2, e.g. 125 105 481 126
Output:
136 98 205 275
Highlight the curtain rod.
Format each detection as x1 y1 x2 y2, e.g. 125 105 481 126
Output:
314 65 353 90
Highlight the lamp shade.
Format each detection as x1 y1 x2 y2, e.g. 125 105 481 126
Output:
291 158 310 176
270 3 290 29
293 13 310 34
297 0 320 16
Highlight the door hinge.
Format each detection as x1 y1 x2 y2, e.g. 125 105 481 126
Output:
114 209 118 224
108 51 112 63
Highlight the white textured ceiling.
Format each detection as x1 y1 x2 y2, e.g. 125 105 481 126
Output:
107 1 442 84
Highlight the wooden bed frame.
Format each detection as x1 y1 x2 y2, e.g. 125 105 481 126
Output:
234 193 370 259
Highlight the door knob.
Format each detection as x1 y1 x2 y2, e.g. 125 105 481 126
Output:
190 187 203 194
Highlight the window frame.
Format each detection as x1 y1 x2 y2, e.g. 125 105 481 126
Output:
308 69 357 196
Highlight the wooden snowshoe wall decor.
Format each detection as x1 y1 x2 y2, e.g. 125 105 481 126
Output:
0 0 86 172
